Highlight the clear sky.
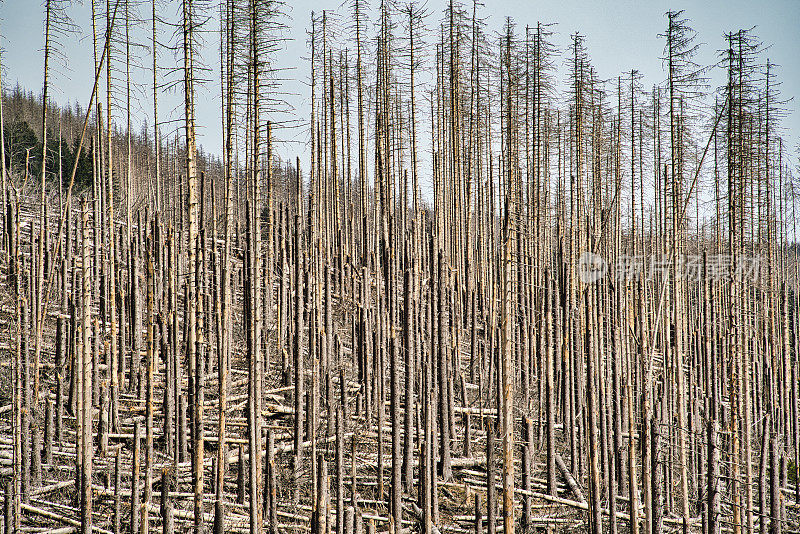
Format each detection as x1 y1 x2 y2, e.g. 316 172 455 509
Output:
2 0 799 179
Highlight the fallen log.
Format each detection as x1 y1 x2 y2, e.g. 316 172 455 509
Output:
554 452 585 503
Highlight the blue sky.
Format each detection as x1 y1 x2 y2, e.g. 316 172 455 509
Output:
2 0 799 182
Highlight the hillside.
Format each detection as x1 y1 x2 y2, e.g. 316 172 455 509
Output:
1 2 800 534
